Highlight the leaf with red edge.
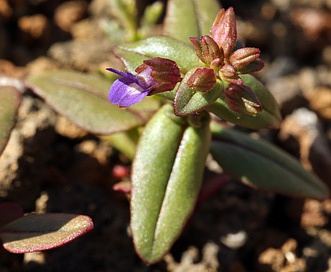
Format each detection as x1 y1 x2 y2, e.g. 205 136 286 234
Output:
0 213 93 253
0 86 22 156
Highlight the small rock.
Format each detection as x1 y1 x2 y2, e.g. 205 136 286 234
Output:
258 247 285 271
54 1 88 32
279 108 331 188
304 86 331 120
18 14 51 44
71 18 104 40
290 8 331 42
0 0 12 23
25 56 59 75
258 239 306 272
0 59 25 78
301 199 328 228
220 231 248 249
47 39 113 71
55 115 88 139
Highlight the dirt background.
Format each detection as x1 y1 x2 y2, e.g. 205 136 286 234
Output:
1 0 331 271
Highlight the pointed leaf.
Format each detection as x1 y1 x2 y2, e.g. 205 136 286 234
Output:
210 124 329 199
114 36 198 74
0 213 93 253
163 0 221 43
207 74 282 129
174 68 224 116
0 86 22 156
131 105 211 263
26 70 145 134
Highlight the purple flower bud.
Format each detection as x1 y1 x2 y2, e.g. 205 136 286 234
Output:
187 68 216 92
107 57 181 107
224 84 262 116
211 7 237 57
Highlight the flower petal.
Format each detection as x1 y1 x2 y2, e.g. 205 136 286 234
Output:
106 68 138 82
109 79 148 107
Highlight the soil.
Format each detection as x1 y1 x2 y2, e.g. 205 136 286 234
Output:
1 0 331 271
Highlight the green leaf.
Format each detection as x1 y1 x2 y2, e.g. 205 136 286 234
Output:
140 1 164 30
114 36 198 73
0 213 93 253
26 70 145 134
131 105 211 263
109 0 138 40
0 86 22 156
207 74 282 129
103 96 161 160
210 123 329 199
174 68 224 116
163 0 221 43
103 128 139 160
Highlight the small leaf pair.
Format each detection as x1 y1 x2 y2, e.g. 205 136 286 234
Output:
131 104 211 263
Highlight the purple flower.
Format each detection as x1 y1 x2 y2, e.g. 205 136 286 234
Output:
106 68 151 107
107 57 181 107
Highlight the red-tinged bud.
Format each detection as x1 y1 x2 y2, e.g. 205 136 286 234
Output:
237 59 265 74
135 57 181 95
219 64 243 85
210 58 223 70
210 8 225 39
224 84 262 116
189 37 204 61
211 7 237 57
187 67 216 92
230 47 261 71
189 35 223 65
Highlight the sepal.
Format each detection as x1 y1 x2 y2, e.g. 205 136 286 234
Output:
224 84 262 116
174 67 223 116
189 35 223 66
207 74 282 129
187 67 216 92
230 47 261 71
210 7 237 57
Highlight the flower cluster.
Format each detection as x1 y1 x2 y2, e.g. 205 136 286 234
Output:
106 7 263 115
188 7 263 115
